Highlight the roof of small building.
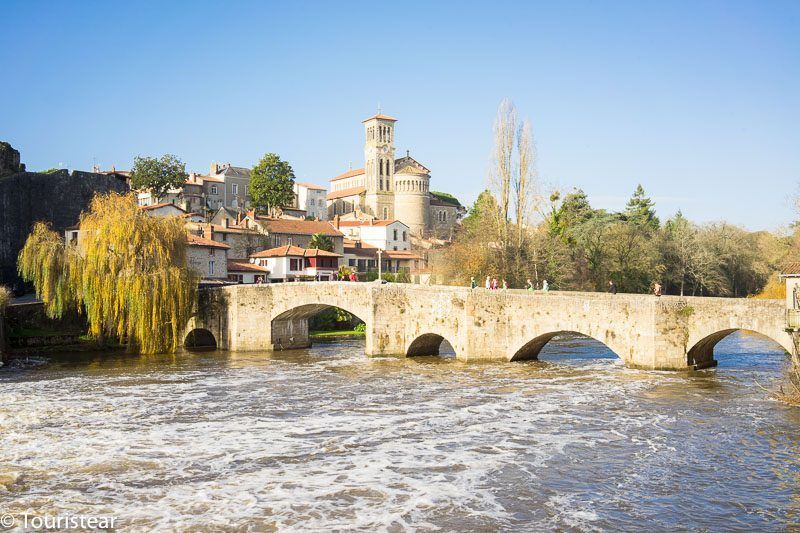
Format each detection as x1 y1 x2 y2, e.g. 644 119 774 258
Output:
250 245 342 258
781 262 800 277
362 113 397 122
227 260 270 273
327 186 366 200
187 234 230 249
141 203 187 213
296 182 327 191
216 165 251 179
330 168 365 183
337 219 405 228
255 217 343 237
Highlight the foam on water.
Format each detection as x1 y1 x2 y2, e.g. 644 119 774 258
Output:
1 334 799 530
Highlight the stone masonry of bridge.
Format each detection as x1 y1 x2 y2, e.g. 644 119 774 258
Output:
186 283 791 370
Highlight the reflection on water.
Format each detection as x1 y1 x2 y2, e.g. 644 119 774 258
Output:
0 332 798 530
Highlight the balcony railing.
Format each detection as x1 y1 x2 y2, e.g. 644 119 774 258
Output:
787 309 800 329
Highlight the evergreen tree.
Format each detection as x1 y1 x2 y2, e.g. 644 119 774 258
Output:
624 184 659 229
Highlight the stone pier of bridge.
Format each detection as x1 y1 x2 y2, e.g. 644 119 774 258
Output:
185 282 792 371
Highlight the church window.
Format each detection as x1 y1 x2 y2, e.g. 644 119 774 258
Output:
383 207 389 219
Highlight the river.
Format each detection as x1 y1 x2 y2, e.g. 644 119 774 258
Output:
0 332 799 531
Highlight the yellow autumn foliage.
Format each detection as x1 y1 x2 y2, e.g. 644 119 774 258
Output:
18 193 198 353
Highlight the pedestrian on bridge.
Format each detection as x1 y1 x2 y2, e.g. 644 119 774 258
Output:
542 279 549 292
485 276 491 290
502 279 508 291
653 282 662 297
470 277 477 289
526 279 534 291
608 280 617 294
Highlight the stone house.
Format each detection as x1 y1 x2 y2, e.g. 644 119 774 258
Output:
249 245 342 282
294 182 328 220
187 219 270 260
334 218 411 251
186 234 229 281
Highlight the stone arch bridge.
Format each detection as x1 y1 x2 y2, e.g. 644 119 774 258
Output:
186 282 792 370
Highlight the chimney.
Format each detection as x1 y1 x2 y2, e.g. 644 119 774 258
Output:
210 162 219 175
333 214 340 229
203 224 213 240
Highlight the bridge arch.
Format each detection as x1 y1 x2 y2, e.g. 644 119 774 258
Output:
406 333 459 358
509 331 620 362
687 328 790 369
270 302 369 351
184 328 217 350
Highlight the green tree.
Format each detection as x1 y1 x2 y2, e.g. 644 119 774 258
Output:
624 184 659 229
250 153 296 216
308 233 334 252
130 154 187 199
17 193 198 353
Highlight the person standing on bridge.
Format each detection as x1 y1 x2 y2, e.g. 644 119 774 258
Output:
653 282 662 297
526 279 534 291
485 276 491 290
502 279 508 291
542 279 549 292
470 277 477 289
491 278 498 290
608 280 617 295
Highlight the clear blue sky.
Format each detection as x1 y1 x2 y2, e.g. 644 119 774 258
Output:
2 1 798 230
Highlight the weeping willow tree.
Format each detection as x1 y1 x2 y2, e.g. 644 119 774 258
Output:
18 193 198 353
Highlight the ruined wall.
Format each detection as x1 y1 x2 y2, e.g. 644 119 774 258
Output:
0 169 129 286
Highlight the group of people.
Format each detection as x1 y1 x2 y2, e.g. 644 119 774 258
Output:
470 276 549 292
340 271 359 282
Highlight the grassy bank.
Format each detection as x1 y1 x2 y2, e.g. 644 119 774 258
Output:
310 329 365 338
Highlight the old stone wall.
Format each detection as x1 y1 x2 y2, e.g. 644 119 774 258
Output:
0 170 129 286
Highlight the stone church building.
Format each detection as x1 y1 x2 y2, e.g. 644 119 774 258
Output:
326 113 461 238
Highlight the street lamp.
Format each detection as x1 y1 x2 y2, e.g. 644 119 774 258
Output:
377 249 382 282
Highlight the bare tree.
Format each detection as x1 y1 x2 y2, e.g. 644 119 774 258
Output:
514 119 536 248
490 98 516 252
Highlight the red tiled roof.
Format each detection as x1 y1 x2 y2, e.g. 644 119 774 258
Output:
781 262 800 276
296 182 327 191
255 218 343 237
362 114 397 122
187 234 230 249
227 260 270 273
141 203 187 213
250 245 342 258
330 168 365 182
191 223 261 235
327 186 366 200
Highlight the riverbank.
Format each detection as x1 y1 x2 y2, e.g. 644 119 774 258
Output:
309 329 365 339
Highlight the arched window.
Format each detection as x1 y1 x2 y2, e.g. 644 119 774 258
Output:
383 207 389 219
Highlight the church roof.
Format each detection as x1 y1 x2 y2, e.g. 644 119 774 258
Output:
327 186 366 200
394 155 430 175
362 114 397 122
330 168 365 183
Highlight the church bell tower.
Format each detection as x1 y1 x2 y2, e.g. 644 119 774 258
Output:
362 113 396 219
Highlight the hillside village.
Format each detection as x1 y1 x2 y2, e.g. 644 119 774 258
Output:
58 112 466 286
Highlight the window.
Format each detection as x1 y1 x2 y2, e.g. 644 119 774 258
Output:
393 246 397 251
222 233 228 241
402 231 407 241
383 207 389 219
290 258 301 271
208 260 215 276
233 183 239 195
228 274 243 283
348 259 356 267
393 229 398 240
70 231 78 244
287 237 293 245
211 185 218 195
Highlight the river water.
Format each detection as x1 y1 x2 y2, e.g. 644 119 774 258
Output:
1 333 799 531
